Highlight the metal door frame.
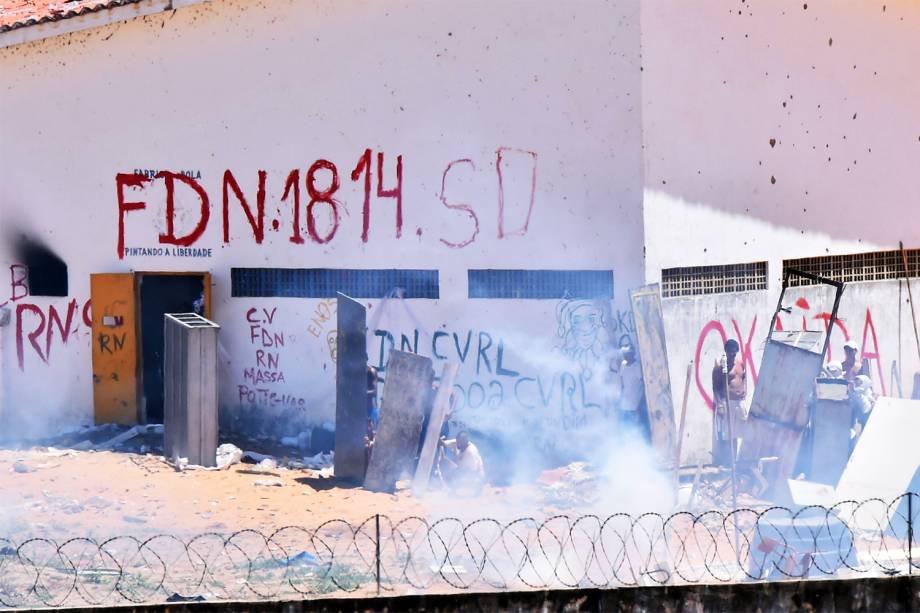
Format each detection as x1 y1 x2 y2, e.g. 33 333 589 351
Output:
767 268 845 359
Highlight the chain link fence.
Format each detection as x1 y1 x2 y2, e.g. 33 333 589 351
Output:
1 494 918 608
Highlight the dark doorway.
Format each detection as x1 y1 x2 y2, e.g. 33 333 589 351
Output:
139 274 206 423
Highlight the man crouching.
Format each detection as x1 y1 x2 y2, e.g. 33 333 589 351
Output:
438 431 485 494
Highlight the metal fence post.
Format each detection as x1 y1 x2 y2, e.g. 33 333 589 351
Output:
375 513 382 595
909 494 914 576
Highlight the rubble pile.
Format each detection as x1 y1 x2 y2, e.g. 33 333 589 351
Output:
537 462 599 509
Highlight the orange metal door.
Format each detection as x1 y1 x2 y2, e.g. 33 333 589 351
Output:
90 273 139 425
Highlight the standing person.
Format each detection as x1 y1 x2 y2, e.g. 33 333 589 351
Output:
841 341 869 381
616 343 649 441
364 365 380 474
367 365 380 430
712 339 747 466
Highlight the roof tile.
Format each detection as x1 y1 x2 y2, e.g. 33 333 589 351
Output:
0 1 145 34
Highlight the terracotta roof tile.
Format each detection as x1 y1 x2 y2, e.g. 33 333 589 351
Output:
0 0 145 34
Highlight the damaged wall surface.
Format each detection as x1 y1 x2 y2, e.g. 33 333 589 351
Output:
640 0 920 464
641 1 920 275
0 0 644 452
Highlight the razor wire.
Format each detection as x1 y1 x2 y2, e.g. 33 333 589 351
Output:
1 493 919 608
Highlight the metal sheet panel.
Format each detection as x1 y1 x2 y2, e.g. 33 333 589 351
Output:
163 313 219 467
742 339 824 489
334 293 368 483
836 397 920 503
364 350 435 493
809 398 851 486
630 284 675 459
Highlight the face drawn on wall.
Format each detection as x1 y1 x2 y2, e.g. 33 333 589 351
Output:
555 299 613 380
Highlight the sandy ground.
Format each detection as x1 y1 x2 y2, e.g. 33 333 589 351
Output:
0 447 412 539
0 445 562 542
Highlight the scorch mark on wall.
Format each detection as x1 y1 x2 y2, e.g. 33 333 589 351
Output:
2 263 91 371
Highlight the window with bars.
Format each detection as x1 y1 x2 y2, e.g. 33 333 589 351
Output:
467 269 614 299
783 249 920 286
231 268 439 298
661 262 768 298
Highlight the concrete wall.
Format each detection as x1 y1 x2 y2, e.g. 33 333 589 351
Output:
58 576 920 612
638 1 920 464
665 278 918 464
641 0 920 283
0 0 644 447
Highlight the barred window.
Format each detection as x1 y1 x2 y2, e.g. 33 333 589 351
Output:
784 249 920 286
661 262 768 298
467 269 614 299
231 268 439 299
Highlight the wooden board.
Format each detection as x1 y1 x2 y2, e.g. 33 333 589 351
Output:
630 284 675 459
364 350 435 493
334 293 368 483
412 362 460 495
90 273 139 425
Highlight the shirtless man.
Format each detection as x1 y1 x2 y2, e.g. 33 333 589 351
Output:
841 341 868 381
712 339 747 466
439 431 485 493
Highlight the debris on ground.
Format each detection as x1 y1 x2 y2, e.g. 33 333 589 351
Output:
285 551 319 565
72 424 165 452
215 443 242 470
32 447 80 458
537 462 599 509
11 461 33 474
255 458 278 472
253 479 284 487
242 450 274 464
301 451 333 470
166 594 206 603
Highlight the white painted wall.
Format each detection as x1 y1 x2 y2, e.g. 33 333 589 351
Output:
641 1 920 463
641 0 920 282
0 0 644 446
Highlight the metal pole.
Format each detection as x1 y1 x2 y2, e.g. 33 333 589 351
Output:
723 359 739 510
766 271 789 347
909 495 914 576
375 513 382 595
899 242 920 364
674 360 693 489
723 358 741 566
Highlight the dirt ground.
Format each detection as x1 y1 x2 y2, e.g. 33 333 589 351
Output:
0 444 562 542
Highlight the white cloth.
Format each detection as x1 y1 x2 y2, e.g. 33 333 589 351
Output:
617 360 644 413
